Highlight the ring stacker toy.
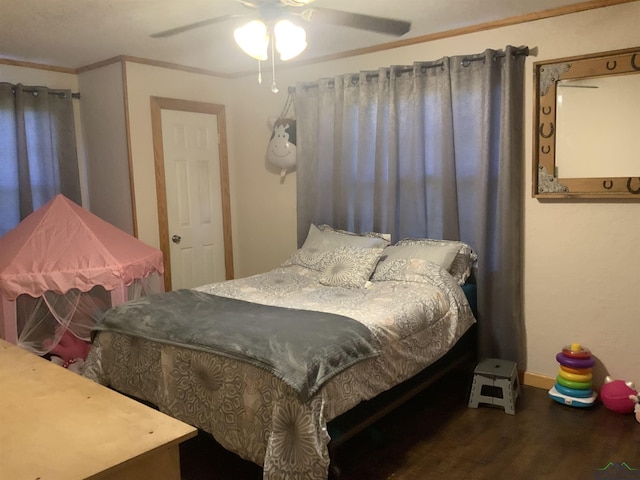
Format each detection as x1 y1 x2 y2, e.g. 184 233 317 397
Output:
549 343 598 407
560 365 592 375
561 344 593 359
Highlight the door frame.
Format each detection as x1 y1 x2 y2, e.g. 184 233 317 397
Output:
150 96 234 291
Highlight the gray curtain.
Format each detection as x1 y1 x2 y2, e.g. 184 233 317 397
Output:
294 46 527 366
0 83 81 236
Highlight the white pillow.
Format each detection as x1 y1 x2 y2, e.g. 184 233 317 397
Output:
394 238 477 285
283 224 389 271
305 224 389 251
371 244 459 282
316 224 391 244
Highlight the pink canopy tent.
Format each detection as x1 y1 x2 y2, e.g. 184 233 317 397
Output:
0 194 164 353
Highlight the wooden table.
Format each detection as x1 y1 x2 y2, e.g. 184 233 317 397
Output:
0 339 197 480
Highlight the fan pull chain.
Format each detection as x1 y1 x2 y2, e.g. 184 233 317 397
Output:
258 60 262 84
271 37 278 94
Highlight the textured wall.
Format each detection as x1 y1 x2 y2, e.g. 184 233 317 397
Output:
228 2 640 386
5 2 639 388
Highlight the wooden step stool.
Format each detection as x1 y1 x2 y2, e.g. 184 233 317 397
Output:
468 358 520 415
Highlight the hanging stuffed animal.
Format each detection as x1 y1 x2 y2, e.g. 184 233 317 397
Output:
266 118 297 177
266 89 297 177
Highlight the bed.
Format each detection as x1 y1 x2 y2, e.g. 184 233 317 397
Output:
83 225 477 480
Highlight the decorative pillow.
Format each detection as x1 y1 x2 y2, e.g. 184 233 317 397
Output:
319 246 383 289
371 244 460 282
283 224 389 271
282 247 332 272
394 238 477 285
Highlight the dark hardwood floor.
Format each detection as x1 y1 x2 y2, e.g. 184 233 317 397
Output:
179 368 640 480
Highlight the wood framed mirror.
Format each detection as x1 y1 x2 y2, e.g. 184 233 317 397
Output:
533 46 640 199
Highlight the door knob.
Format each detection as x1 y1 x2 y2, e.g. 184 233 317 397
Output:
171 234 182 244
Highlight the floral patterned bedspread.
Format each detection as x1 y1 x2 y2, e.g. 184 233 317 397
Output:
83 263 475 480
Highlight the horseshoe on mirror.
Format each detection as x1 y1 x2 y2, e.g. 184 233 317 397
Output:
603 180 613 190
627 177 640 194
632 53 640 71
606 60 617 70
539 122 555 139
541 106 552 115
541 145 551 154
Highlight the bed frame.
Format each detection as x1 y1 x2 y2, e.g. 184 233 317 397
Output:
327 323 477 450
87 278 478 479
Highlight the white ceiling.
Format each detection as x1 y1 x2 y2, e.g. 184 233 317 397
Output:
0 0 618 75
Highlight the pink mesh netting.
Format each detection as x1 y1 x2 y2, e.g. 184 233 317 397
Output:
0 195 164 357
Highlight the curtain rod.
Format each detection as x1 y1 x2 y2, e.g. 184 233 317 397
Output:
288 46 530 94
15 87 81 99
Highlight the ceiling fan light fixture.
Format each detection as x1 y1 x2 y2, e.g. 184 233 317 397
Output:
274 19 307 61
233 20 269 61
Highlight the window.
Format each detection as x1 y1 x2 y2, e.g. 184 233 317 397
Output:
0 83 81 235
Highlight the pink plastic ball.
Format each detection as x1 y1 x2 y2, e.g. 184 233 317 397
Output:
600 380 638 414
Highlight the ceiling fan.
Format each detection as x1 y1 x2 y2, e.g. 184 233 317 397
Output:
150 0 412 48
151 0 411 92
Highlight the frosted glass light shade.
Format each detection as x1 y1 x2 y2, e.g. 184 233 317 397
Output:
234 20 269 61
274 20 307 61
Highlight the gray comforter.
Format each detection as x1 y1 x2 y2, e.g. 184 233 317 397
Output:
92 289 379 401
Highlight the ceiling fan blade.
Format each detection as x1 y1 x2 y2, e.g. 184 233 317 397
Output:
280 0 316 6
150 14 244 38
304 7 410 36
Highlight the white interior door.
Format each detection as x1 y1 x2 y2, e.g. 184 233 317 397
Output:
161 109 225 290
